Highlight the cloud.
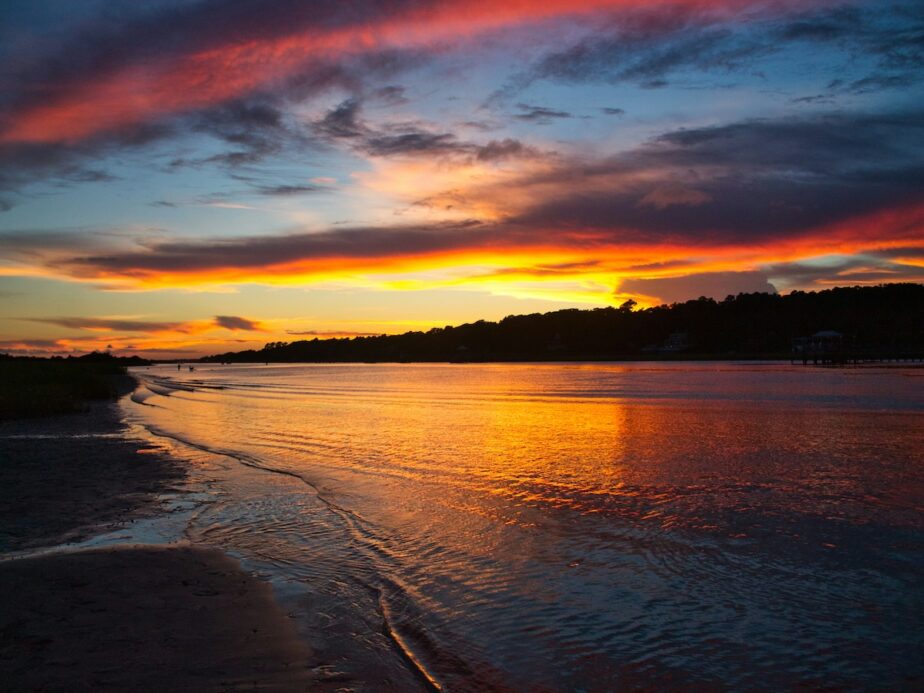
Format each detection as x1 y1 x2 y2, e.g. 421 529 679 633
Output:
24 317 190 333
534 26 751 88
512 104 572 123
18 314 263 334
58 221 488 279
638 185 711 209
518 1 923 94
620 271 777 303
478 260 605 279
151 181 323 207
1 103 922 295
2 101 922 296
214 315 263 331
0 37 412 190
763 254 924 289
5 0 804 149
8 199 917 294
496 109 924 240
363 132 461 157
254 184 320 196
0 338 69 350
4 0 895 197
0 0 414 145
476 139 537 161
372 85 409 105
838 72 921 94
0 228 126 265
188 100 294 168
313 97 539 162
314 98 365 140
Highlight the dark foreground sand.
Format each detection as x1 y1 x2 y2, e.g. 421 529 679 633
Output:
0 376 185 553
0 545 314 691
0 378 322 691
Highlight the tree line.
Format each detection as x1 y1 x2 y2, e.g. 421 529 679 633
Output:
202 283 924 363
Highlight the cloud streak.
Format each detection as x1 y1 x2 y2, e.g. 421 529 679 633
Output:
0 0 837 146
2 106 922 293
214 315 263 331
313 98 540 162
22 315 265 334
516 1 923 93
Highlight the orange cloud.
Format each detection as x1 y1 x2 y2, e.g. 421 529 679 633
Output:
1 201 912 312
2 315 269 358
22 315 265 335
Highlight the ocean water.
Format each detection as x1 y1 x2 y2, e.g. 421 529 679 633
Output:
125 362 924 690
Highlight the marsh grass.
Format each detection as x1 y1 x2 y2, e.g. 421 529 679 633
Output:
0 354 141 419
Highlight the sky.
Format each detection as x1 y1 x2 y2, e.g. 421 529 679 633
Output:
0 0 922 358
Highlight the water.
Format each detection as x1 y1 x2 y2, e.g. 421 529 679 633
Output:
124 362 924 690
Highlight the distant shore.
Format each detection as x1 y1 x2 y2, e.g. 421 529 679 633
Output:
200 285 924 365
0 376 320 690
191 355 924 366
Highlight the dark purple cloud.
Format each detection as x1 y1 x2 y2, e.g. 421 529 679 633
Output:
620 272 777 303
60 221 492 276
512 104 573 123
313 97 539 161
24 317 189 332
507 109 924 239
214 315 262 331
520 2 923 93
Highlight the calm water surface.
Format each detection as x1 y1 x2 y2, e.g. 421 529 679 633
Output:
125 363 924 690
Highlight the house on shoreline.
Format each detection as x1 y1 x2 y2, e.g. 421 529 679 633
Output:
791 330 844 363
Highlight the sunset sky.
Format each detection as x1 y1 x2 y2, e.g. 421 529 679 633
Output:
1 0 922 357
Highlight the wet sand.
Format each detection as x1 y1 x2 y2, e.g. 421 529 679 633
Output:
0 376 185 553
0 377 322 691
0 545 314 691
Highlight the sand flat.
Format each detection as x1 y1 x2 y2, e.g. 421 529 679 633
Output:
0 377 185 553
0 544 316 691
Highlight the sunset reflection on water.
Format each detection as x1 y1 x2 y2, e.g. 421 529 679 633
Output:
127 363 924 690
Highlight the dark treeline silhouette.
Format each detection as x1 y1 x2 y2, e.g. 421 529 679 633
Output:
0 352 150 419
203 284 924 364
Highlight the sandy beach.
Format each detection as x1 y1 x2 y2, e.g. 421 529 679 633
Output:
0 376 185 553
0 378 322 691
0 545 316 691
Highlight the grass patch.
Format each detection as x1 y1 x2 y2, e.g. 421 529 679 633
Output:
0 353 146 420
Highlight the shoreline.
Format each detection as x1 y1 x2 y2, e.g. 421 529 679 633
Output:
0 377 323 690
190 356 924 366
0 375 185 553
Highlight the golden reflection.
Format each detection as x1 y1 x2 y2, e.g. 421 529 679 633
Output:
133 363 924 540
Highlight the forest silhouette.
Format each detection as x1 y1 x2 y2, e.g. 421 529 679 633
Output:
204 284 924 363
